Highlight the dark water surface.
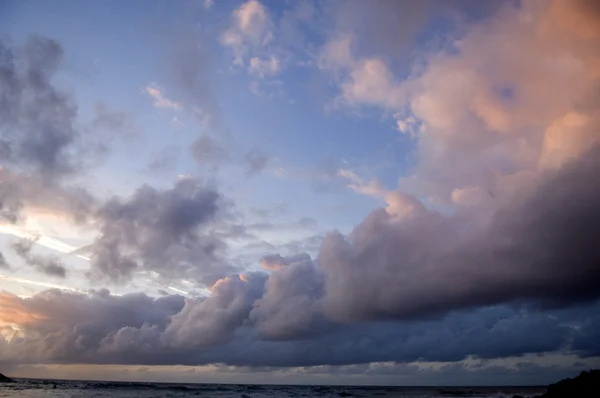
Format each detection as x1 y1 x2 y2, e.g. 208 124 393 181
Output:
0 378 545 397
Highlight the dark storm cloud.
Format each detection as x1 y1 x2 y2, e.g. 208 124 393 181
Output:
88 177 236 284
11 238 67 278
1 285 597 367
318 145 600 322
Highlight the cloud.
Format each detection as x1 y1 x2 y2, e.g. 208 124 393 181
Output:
0 36 80 179
320 146 600 322
0 36 110 232
324 0 430 61
259 252 312 271
244 148 269 175
0 170 96 226
165 273 266 348
249 56 281 77
87 177 235 285
92 103 136 135
190 135 228 165
148 146 180 173
167 32 221 129
250 255 325 340
338 58 405 109
338 168 387 198
1 285 599 368
309 0 600 322
0 289 185 364
11 238 67 278
2 0 600 377
221 0 273 66
402 0 599 203
143 83 181 111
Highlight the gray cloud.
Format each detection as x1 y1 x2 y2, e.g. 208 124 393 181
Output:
168 31 221 130
11 238 67 278
148 146 180 173
1 285 598 368
310 157 347 193
0 36 108 226
88 177 236 285
318 145 600 322
244 148 270 175
90 103 137 157
297 216 318 229
0 251 8 269
190 135 228 166
251 255 325 340
259 252 312 271
0 289 184 364
326 0 431 61
573 314 600 357
0 170 96 226
92 103 135 134
166 272 267 348
0 36 79 179
79 143 597 362
324 0 509 63
279 234 323 255
2 2 599 377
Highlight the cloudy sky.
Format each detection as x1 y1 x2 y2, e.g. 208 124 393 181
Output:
0 0 599 386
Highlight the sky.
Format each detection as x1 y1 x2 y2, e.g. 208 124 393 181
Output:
0 0 599 386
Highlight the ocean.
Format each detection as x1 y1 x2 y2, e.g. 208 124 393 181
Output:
0 379 545 397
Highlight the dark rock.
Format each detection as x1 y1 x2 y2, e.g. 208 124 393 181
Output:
539 369 600 398
0 373 15 383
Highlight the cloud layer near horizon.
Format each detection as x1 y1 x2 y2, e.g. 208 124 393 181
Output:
1 287 599 367
1 0 600 378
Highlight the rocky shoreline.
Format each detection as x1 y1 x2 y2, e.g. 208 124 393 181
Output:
0 373 15 383
512 370 599 398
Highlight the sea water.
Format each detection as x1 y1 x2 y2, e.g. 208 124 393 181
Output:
0 378 545 397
